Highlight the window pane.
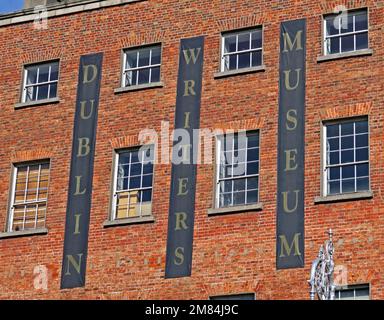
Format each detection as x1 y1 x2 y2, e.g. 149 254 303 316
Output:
327 124 339 137
251 51 262 67
49 83 57 99
38 64 50 83
356 134 368 148
329 167 340 180
341 150 354 163
340 15 353 34
142 174 153 188
341 136 354 150
328 181 340 195
327 138 339 151
37 84 49 100
356 177 369 191
125 70 137 86
328 37 340 54
247 133 259 148
238 52 250 69
356 32 368 50
325 17 339 36
251 30 262 48
220 193 232 207
138 68 150 85
342 179 355 193
355 121 368 133
233 191 245 205
233 179 245 192
329 151 339 165
130 163 142 176
141 189 152 203
342 165 355 179
247 190 258 204
50 62 59 81
151 47 161 65
341 122 354 135
356 163 369 177
356 148 368 161
238 33 250 51
224 35 237 53
340 289 355 299
247 148 259 162
246 161 259 175
138 48 150 67
150 66 160 83
341 34 354 52
126 51 137 69
26 86 37 102
232 163 246 176
26 66 38 84
247 177 258 190
220 180 232 193
355 12 368 31
129 176 141 189
143 163 153 175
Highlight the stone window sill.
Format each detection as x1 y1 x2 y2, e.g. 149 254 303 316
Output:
208 203 263 216
214 65 266 79
103 216 155 227
317 49 373 63
114 82 164 94
15 97 60 109
314 191 373 204
0 228 48 239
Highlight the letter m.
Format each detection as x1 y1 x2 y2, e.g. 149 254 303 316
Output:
279 233 301 257
183 48 201 64
283 30 303 52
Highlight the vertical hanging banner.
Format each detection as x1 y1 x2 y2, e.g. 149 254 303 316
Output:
165 36 204 278
276 19 306 269
61 53 103 289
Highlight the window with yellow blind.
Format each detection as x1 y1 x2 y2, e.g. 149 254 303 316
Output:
8 161 50 232
111 146 154 220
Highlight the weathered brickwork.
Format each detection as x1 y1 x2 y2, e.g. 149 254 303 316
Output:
0 0 383 299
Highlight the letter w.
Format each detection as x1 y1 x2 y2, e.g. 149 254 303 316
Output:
183 48 201 64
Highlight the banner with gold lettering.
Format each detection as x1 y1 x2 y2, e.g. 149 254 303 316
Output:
165 36 204 278
276 19 306 269
61 53 103 288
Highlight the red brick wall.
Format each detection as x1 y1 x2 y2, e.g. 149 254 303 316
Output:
0 0 383 299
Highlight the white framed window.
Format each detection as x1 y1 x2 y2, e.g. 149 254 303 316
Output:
22 61 59 103
335 284 370 300
8 161 50 232
216 131 260 208
122 45 161 87
322 118 369 196
111 146 154 220
323 9 368 55
221 27 263 72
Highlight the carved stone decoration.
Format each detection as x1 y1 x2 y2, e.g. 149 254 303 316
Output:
308 229 336 300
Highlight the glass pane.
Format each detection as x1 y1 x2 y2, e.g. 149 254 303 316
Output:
341 34 354 52
37 84 49 100
341 136 354 149
340 290 355 299
247 190 258 204
130 163 142 176
138 48 150 67
356 134 368 148
341 150 354 163
325 17 339 36
26 66 38 84
356 177 369 191
224 35 237 53
247 148 259 162
233 191 245 205
232 163 246 176
220 180 232 193
342 179 355 193
327 138 339 151
246 161 259 175
356 33 368 50
129 176 140 189
219 193 232 207
143 163 153 175
355 12 368 31
49 83 57 99
238 33 250 51
356 148 368 161
151 46 161 65
342 165 355 179
25 86 37 102
38 64 50 83
126 51 137 69
227 54 237 70
251 51 262 67
329 151 339 165
355 120 368 133
138 68 150 85
340 15 353 34
150 66 160 83
247 177 258 190
233 179 245 192
328 37 340 54
50 62 59 81
327 124 339 137
247 133 259 148
341 122 353 135
329 167 340 180
251 30 262 48
356 163 369 177
238 52 250 69
125 70 137 86
141 189 152 202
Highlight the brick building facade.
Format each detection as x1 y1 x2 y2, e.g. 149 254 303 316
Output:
0 0 383 299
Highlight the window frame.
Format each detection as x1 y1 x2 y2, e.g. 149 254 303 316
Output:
7 160 51 233
110 146 155 221
21 60 60 103
322 8 369 56
335 283 370 300
215 131 260 209
121 43 162 88
321 117 370 197
220 27 263 72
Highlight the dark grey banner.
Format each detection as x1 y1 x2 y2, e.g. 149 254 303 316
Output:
165 36 204 278
276 19 306 269
61 53 103 288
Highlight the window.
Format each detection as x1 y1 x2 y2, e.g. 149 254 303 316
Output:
210 293 255 300
335 284 370 300
112 146 154 220
8 161 50 232
221 28 263 72
22 61 59 103
216 131 259 208
122 45 161 87
323 118 369 196
324 9 368 55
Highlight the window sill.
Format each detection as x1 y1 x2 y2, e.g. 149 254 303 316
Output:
14 97 60 109
208 203 263 216
317 49 373 63
314 191 373 204
103 216 155 227
114 82 164 94
213 65 266 79
0 228 48 239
